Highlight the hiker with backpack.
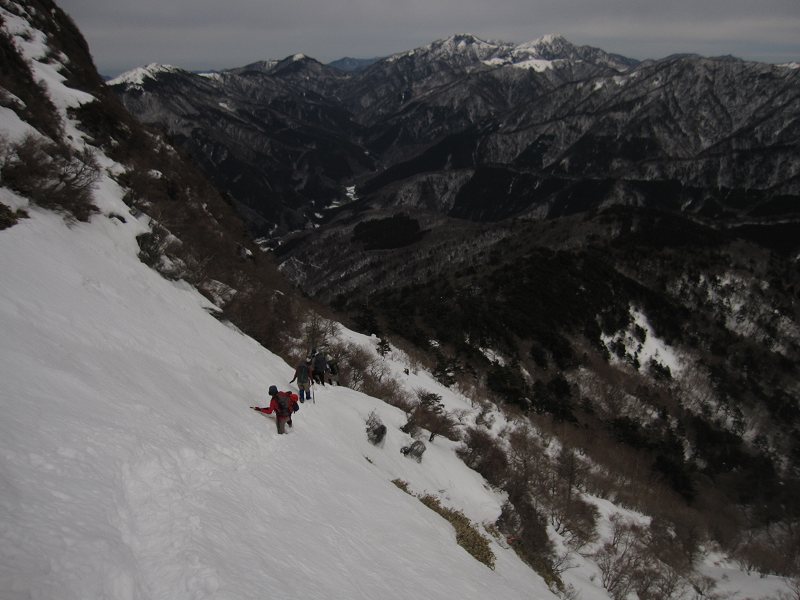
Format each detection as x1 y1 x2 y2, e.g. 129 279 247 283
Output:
289 357 313 402
254 385 299 434
312 351 328 386
327 357 339 385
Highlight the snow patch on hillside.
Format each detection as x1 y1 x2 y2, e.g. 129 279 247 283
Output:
601 306 684 375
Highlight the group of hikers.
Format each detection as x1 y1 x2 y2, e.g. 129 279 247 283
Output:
253 349 338 434
288 349 332 402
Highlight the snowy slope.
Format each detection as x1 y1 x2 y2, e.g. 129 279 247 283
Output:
1 198 792 600
0 200 547 599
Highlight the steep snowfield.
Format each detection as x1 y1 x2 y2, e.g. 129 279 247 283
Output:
0 195 555 599
0 190 792 600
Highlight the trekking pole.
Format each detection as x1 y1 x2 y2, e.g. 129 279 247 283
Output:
312 383 316 403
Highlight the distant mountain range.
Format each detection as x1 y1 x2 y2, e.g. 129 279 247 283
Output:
109 33 800 240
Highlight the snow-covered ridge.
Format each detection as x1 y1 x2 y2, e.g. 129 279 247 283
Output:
107 63 182 88
387 33 509 62
484 56 556 72
481 34 574 71
383 32 630 73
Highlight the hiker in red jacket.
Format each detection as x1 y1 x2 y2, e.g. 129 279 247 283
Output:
258 385 299 434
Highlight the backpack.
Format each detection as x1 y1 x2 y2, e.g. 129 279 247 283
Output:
276 391 291 417
297 364 310 384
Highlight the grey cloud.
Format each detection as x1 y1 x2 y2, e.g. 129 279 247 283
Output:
58 0 800 75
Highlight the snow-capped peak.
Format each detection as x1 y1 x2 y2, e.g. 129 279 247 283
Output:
388 33 510 64
477 33 573 72
514 33 573 57
486 34 636 73
107 63 181 88
437 33 500 50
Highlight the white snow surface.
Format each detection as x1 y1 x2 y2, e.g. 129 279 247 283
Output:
0 207 551 599
601 306 684 375
1 205 792 599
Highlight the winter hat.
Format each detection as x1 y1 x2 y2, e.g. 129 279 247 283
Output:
268 385 278 395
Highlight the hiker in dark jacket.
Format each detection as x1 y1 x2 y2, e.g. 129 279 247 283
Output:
259 385 298 434
289 357 313 402
327 358 339 385
312 352 328 386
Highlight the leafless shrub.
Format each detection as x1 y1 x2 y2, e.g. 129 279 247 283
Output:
475 400 495 428
331 341 410 409
743 521 800 577
505 428 548 507
457 427 508 488
504 430 598 551
363 374 410 410
0 201 28 229
685 574 721 600
553 497 599 551
1 133 99 221
402 390 460 442
735 537 788 576
592 513 701 600
338 342 372 390
498 500 560 589
593 514 645 599
136 222 186 280
550 448 597 550
302 311 339 355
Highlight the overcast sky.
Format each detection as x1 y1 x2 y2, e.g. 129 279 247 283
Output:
58 0 800 76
